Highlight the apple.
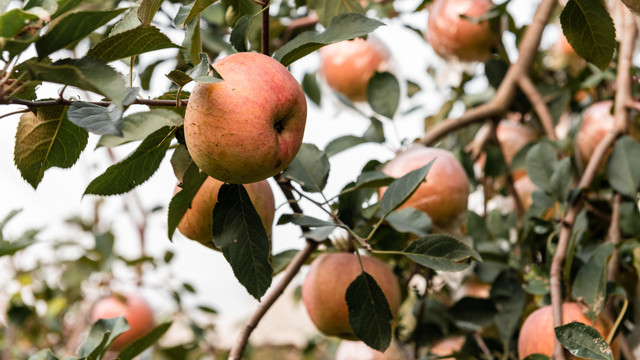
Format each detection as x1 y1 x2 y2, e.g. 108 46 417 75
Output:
379 146 469 229
517 302 619 360
496 120 538 169
575 100 615 169
184 52 307 184
426 0 499 62
429 336 465 359
335 338 410 360
320 37 391 102
302 252 402 339
90 294 155 352
175 177 275 247
513 174 536 211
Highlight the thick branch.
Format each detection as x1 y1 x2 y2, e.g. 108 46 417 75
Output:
7 97 187 108
517 76 557 141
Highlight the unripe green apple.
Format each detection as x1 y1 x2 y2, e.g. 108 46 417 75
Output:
184 52 307 184
175 177 275 247
426 0 499 62
302 253 401 339
90 294 155 352
335 338 410 360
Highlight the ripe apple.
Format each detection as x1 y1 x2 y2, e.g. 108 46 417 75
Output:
426 0 499 62
517 302 619 360
513 174 536 210
184 52 307 184
379 146 469 229
302 253 402 339
320 37 391 102
335 338 410 360
429 336 465 359
496 120 538 169
575 100 615 169
90 294 155 352
175 177 275 247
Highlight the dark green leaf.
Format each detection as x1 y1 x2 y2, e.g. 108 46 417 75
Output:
118 322 172 360
302 72 321 106
523 355 550 360
84 126 175 196
273 12 384 67
572 242 614 320
325 135 369 157
367 72 400 119
14 108 88 189
88 25 180 62
483 145 507 177
402 234 482 271
525 142 557 192
67 102 123 136
166 69 194 87
79 316 129 358
97 109 183 148
212 184 272 299
490 269 525 342
606 136 640 198
346 171 394 191
448 297 497 330
550 157 573 204
555 322 614 360
307 0 365 27
363 117 385 143
0 9 39 38
138 0 165 24
51 0 83 19
168 163 208 240
385 208 430 237
379 161 433 216
35 8 129 58
230 14 252 52
182 15 202 65
282 143 330 193
560 0 615 71
277 213 339 228
346 272 392 352
175 0 216 28
273 249 299 274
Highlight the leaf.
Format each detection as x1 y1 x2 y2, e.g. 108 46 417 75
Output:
25 58 129 106
402 234 482 272
0 238 36 257
560 0 615 71
84 126 175 196
523 266 550 295
555 322 614 360
97 109 183 147
79 316 130 358
367 72 400 119
187 52 222 83
27 350 60 360
182 15 202 65
51 0 83 19
379 161 433 216
272 249 299 275
87 25 180 62
137 0 164 24
525 142 557 193
325 135 369 157
277 214 339 228
212 184 272 299
282 143 330 193
490 269 525 343
306 0 365 27
14 108 88 189
572 242 614 321
111 8 142 36
167 163 208 240
35 8 129 58
347 171 394 191
606 136 640 198
24 0 57 13
523 356 550 360
118 322 172 360
273 12 384 67
175 0 216 28
0 9 39 38
448 297 497 330
67 102 123 136
230 14 252 52
549 157 573 204
346 272 392 352
302 72 321 106
385 208 430 237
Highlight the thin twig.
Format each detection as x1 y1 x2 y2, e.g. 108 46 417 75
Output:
0 108 29 120
517 76 557 141
7 97 188 108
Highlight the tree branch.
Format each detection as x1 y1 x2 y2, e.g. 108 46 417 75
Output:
7 97 187 108
517 76 557 141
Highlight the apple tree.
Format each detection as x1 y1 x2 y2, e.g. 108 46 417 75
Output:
1 0 639 359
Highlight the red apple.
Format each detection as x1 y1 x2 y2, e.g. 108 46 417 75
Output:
426 0 499 62
513 174 536 210
517 302 619 360
175 177 275 247
379 146 469 229
320 37 391 102
575 100 615 169
302 253 402 339
90 294 155 352
184 52 307 184
335 338 410 360
429 336 465 359
496 120 538 169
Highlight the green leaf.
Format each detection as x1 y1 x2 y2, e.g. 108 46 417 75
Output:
14 108 88 189
379 161 433 216
555 322 614 360
273 249 299 275
273 12 384 67
282 143 330 193
523 356 550 360
118 322 172 360
302 72 321 106
84 126 175 196
27 350 60 360
402 234 482 272
346 171 394 191
606 136 640 198
385 208 430 237
51 0 83 19
87 25 180 62
572 242 614 321
525 142 557 193
0 237 36 257
186 52 222 83
325 135 369 157
277 214 339 228
346 272 392 352
367 72 400 119
79 316 130 358
25 58 129 106
182 15 202 65
67 102 123 136
307 0 365 27
212 184 272 299
24 0 57 12
111 8 142 36
175 0 216 28
448 297 497 330
98 109 183 148
137 0 164 24
230 14 252 52
560 0 615 71
35 8 129 58
167 163 207 240
549 157 573 204
0 9 39 38
523 266 550 295
166 69 194 87
490 269 525 343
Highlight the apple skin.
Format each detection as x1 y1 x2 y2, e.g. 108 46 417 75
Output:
184 52 307 184
517 302 619 360
429 336 465 359
335 339 410 360
426 0 499 62
90 294 155 352
175 177 275 247
320 37 391 102
496 120 538 169
513 174 536 210
575 100 615 168
302 253 402 339
379 146 469 229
